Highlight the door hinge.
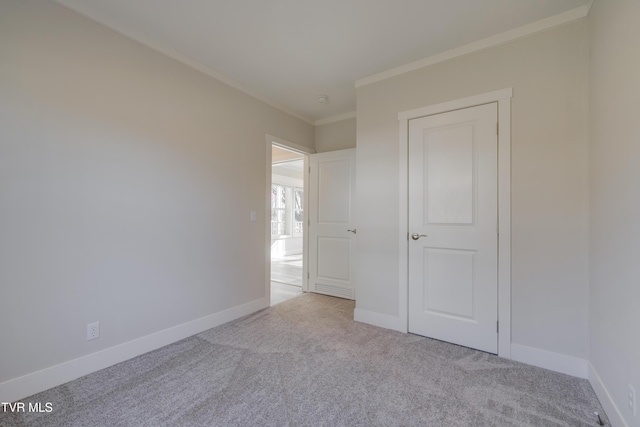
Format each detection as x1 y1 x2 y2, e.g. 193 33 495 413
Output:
307 272 310 280
496 123 499 135
308 219 310 226
496 221 499 235
308 166 311 174
497 321 499 333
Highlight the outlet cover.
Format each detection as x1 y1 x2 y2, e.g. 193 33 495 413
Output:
87 322 100 341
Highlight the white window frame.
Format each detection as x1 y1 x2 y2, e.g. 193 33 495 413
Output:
292 186 304 236
271 174 304 239
271 183 289 237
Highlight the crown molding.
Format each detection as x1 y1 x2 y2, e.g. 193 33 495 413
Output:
315 111 357 126
54 1 316 126
356 1 593 88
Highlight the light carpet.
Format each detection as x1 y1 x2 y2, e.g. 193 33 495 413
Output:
0 293 607 426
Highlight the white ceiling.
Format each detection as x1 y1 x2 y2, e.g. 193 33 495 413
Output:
56 0 591 124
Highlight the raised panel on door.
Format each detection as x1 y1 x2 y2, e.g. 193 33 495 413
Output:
318 159 351 224
309 149 356 300
426 125 474 225
423 248 476 319
408 103 498 354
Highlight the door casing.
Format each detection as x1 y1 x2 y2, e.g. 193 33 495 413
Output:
265 134 315 305
398 88 512 358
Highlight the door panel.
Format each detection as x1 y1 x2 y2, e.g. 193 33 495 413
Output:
426 125 474 224
309 149 356 300
318 159 351 223
317 237 350 280
408 103 498 354
423 248 476 319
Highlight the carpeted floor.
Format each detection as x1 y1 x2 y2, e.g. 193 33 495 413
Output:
1 293 607 427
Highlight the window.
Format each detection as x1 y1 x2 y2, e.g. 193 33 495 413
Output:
271 184 287 237
271 184 303 237
293 187 303 235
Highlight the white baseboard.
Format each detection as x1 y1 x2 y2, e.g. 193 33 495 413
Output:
510 343 588 378
354 308 406 333
0 297 269 403
588 362 628 427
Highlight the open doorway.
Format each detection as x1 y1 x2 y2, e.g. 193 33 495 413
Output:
270 144 306 305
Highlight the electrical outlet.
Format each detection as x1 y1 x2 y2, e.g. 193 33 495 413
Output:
629 384 637 417
87 322 100 341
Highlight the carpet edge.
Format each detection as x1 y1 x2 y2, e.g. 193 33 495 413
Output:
0 296 269 403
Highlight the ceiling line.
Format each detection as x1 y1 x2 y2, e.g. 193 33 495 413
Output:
315 111 357 126
355 0 593 88
54 1 316 126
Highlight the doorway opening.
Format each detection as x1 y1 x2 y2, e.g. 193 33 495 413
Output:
269 142 309 306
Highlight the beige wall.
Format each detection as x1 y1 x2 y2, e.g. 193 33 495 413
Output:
355 20 590 359
589 1 640 424
0 0 314 385
315 118 356 153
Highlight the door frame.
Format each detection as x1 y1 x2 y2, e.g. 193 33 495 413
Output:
397 88 512 358
265 135 314 303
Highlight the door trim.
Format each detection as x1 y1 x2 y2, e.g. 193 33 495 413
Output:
265 135 314 303
397 88 512 358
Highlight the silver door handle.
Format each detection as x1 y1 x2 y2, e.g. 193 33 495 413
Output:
411 233 427 240
347 229 357 234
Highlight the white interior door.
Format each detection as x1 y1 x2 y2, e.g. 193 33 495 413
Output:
308 149 356 300
408 103 498 354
